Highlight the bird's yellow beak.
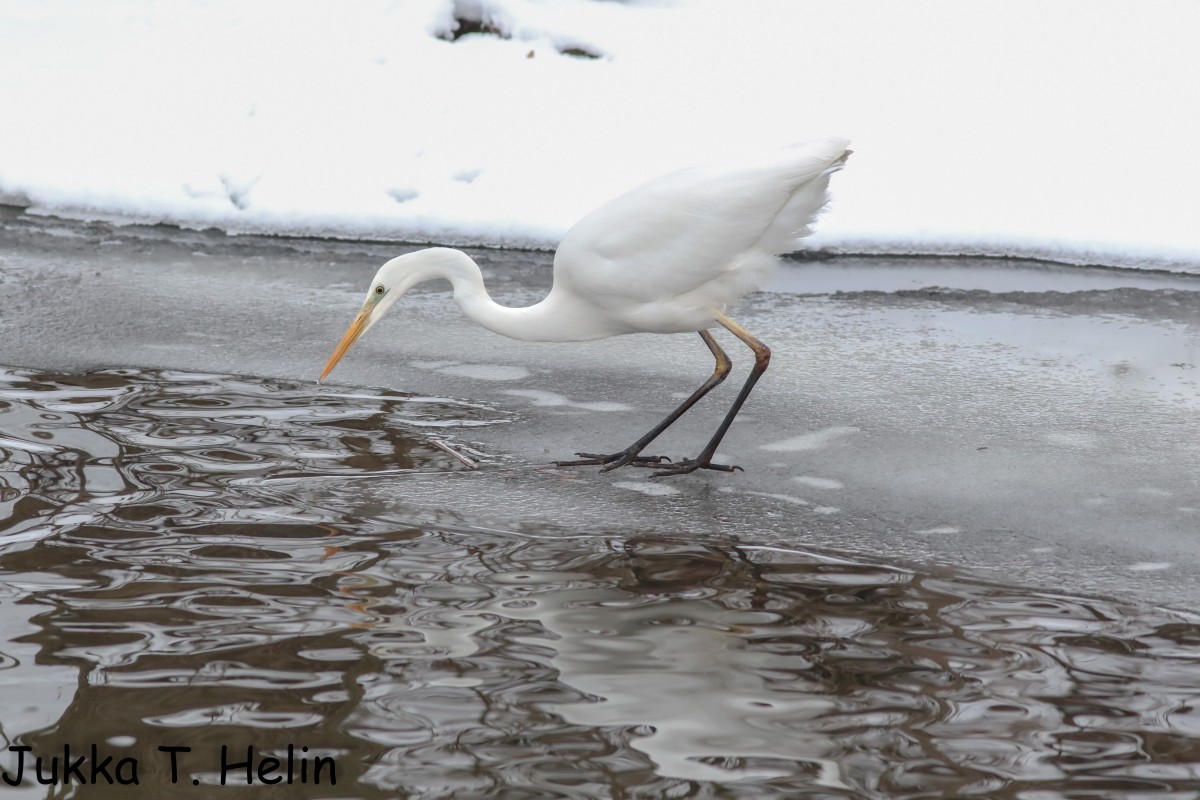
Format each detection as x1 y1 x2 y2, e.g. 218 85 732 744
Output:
319 303 372 383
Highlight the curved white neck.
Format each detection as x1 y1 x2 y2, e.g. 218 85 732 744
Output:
403 248 595 342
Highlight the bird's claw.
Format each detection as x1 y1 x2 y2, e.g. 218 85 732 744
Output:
630 458 676 469
600 454 672 472
555 451 671 471
651 458 742 478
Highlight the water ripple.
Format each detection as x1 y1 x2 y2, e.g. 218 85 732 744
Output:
2 368 1200 797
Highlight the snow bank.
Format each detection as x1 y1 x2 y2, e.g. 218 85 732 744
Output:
1 0 1197 271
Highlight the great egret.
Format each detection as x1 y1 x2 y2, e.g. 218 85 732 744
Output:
321 139 851 476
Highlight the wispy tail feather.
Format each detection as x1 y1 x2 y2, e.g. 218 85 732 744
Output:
760 140 850 254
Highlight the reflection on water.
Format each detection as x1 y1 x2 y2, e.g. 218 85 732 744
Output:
2 368 1200 798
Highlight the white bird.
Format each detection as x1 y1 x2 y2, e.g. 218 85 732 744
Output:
320 139 851 476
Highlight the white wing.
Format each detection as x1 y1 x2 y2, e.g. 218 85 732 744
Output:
553 138 850 315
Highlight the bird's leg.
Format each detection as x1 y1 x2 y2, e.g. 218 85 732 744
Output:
652 311 769 478
555 330 732 471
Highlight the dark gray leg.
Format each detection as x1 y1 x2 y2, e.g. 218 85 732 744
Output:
556 329 732 472
652 311 769 477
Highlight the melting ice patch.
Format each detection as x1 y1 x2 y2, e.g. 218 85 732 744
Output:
1128 562 1172 572
916 526 962 535
612 481 681 497
411 360 531 380
503 389 630 412
762 427 860 453
437 364 530 381
793 475 845 490
718 486 810 506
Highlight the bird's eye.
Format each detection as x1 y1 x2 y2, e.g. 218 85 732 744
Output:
374 285 385 295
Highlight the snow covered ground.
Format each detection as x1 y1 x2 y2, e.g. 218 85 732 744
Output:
1 0 1197 271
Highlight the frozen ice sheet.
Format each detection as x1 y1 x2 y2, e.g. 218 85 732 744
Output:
3 213 1200 611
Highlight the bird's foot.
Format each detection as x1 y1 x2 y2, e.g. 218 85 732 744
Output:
651 457 742 478
556 450 671 472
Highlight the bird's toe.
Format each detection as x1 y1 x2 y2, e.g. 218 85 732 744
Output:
600 454 670 473
626 455 673 467
651 458 741 478
556 450 670 470
555 453 609 467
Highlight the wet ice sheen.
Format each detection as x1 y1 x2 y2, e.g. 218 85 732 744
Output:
2 368 1200 797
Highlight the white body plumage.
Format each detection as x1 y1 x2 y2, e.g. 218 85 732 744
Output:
329 138 850 349
320 139 851 475
549 137 851 338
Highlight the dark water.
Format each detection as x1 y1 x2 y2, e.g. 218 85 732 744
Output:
2 368 1200 798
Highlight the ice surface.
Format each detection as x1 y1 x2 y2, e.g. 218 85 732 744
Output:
761 426 860 452
793 476 844 490
433 363 530 380
503 389 631 412
1 0 1197 271
612 481 682 497
3 206 1200 610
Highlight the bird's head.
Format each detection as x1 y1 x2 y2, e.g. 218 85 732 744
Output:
319 249 455 382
